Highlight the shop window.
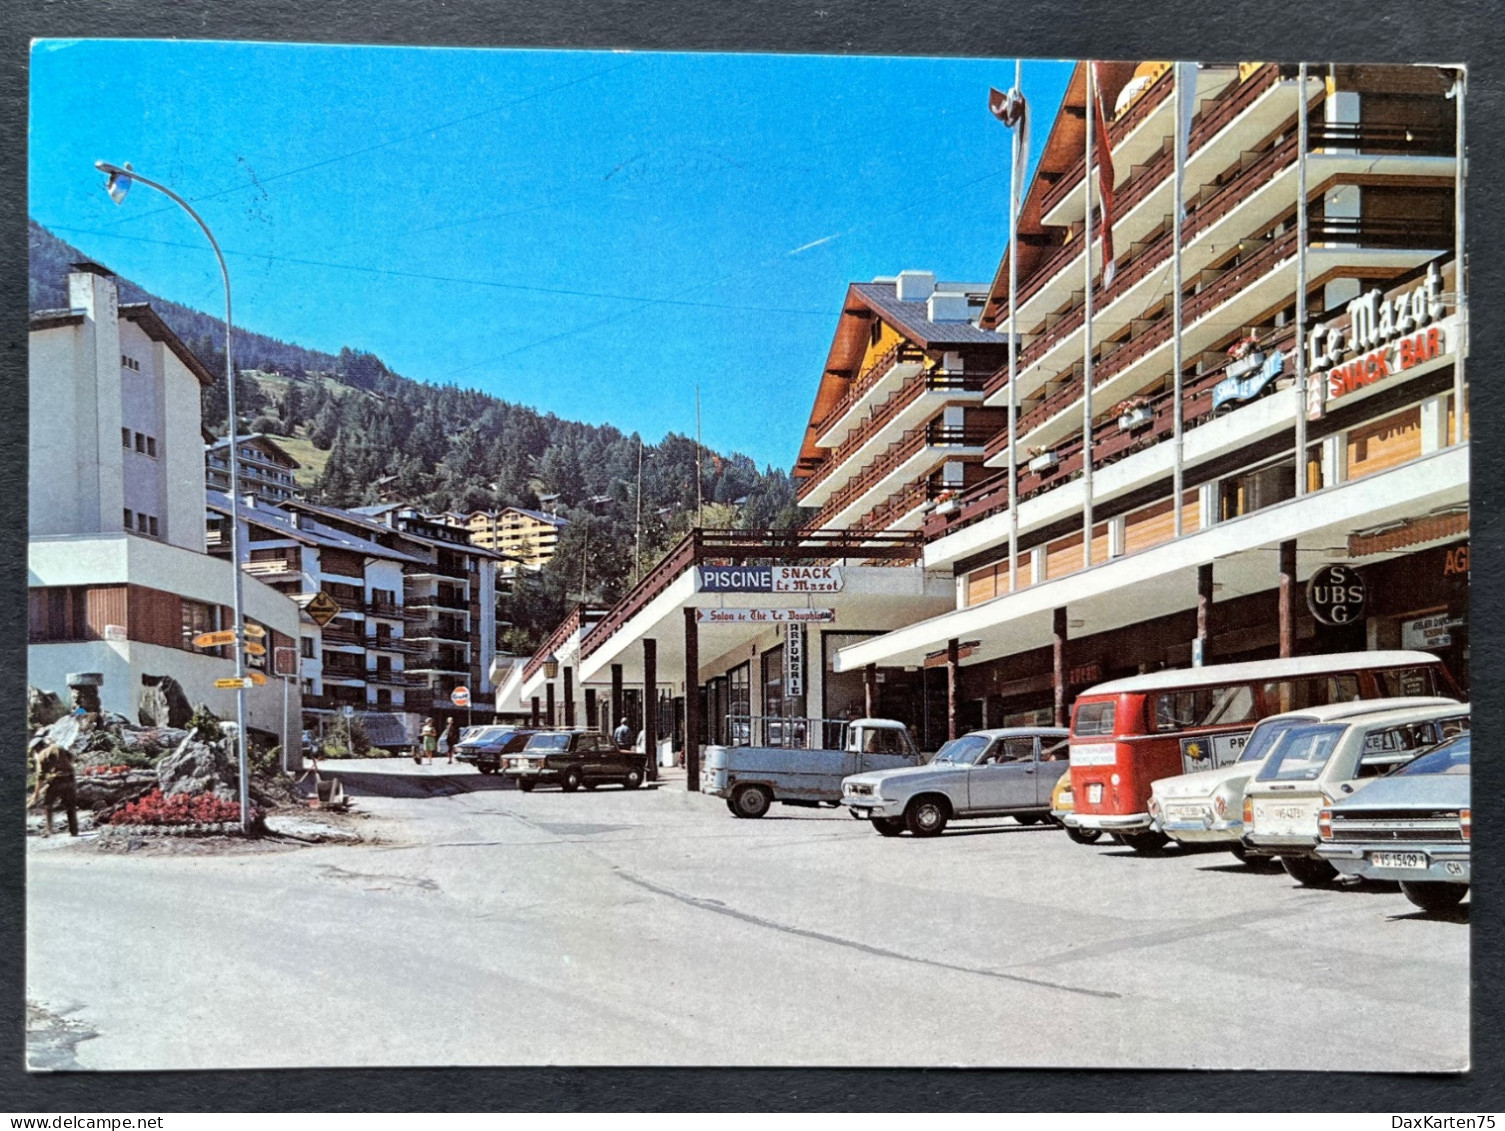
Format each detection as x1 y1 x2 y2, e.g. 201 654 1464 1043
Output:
29 587 89 642
1219 457 1296 521
1347 406 1423 482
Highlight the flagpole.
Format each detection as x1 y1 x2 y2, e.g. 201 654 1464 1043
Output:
1172 64 1188 537
1452 65 1467 444
1295 62 1310 496
1007 58 1022 593
1081 63 1096 566
695 385 704 528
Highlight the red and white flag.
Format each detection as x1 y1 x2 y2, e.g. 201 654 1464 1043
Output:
989 84 1030 215
1089 61 1117 289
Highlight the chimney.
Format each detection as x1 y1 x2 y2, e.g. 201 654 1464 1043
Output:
894 270 936 302
68 262 119 325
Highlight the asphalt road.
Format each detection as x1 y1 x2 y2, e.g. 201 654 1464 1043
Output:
25 759 1469 1071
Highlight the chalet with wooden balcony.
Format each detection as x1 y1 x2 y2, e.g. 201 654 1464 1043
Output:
794 272 1011 535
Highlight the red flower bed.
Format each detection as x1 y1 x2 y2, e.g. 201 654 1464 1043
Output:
107 789 254 826
81 764 131 776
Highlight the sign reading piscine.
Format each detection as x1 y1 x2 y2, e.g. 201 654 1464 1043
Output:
695 608 837 625
1306 261 1452 421
699 565 844 593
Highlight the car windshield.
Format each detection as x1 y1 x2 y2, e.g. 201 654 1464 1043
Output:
1259 723 1347 782
463 728 507 744
524 734 571 751
1393 734 1471 776
1237 717 1314 764
932 735 990 765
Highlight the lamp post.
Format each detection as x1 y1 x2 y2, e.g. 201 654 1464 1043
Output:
96 160 253 834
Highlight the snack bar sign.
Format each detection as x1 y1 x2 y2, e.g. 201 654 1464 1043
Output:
1306 261 1451 421
699 565 844 593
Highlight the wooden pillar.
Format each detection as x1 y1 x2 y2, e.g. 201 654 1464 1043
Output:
684 607 701 791
1053 607 1069 728
545 681 556 728
585 687 598 732
1279 539 1298 658
946 638 960 741
1197 563 1214 666
643 637 658 782
530 696 540 727
562 666 575 727
610 663 624 736
864 663 878 718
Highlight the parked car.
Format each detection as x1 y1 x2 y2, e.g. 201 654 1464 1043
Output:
1316 732 1470 913
1148 697 1457 857
1242 702 1469 885
501 730 649 792
841 728 1069 837
454 727 539 775
702 718 924 818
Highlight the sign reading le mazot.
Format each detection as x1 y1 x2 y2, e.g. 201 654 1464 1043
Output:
699 565 844 593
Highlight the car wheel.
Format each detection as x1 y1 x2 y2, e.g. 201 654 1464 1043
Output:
1400 881 1467 913
623 766 644 790
873 816 905 837
731 784 772 819
905 796 949 837
1281 854 1338 887
478 764 496 776
517 779 535 793
1015 814 1042 826
562 768 582 793
1122 830 1169 855
1066 826 1103 845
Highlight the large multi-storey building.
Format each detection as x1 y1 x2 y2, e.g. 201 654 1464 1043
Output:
205 433 301 504
206 492 427 729
829 61 1467 728
28 263 300 746
460 506 568 572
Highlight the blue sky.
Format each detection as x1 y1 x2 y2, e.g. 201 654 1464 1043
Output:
30 40 1069 470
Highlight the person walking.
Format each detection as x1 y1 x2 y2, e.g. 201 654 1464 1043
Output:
421 717 439 765
613 718 631 750
442 718 459 765
30 744 78 837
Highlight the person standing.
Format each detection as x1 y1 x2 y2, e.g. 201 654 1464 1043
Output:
421 717 439 765
442 718 459 765
613 718 631 750
30 744 78 837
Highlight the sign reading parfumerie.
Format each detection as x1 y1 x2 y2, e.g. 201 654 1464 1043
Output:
699 565 844 593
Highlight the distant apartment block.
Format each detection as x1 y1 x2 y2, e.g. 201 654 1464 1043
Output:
461 507 568 572
206 433 301 503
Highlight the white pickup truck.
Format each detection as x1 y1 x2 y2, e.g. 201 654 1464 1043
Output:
701 718 925 818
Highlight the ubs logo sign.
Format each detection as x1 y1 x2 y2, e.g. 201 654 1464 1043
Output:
1306 564 1367 626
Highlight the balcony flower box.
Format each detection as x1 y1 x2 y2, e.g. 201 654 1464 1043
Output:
1225 350 1266 380
1117 405 1154 431
1027 450 1059 474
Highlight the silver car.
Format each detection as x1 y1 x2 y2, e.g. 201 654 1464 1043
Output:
1317 732 1470 913
1243 702 1469 885
840 728 1069 837
1148 697 1457 858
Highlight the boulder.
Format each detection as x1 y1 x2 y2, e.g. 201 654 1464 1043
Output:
27 687 65 731
138 674 194 729
33 714 98 756
156 734 240 801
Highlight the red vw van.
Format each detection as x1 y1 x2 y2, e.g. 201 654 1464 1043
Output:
1065 651 1459 852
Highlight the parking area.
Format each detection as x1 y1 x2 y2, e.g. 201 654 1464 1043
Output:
26 760 1468 1071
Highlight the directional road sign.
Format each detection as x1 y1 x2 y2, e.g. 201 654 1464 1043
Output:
247 670 268 686
214 676 254 690
194 630 237 648
243 641 267 657
242 623 267 638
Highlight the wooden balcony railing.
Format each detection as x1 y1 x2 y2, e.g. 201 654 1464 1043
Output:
810 342 928 439
522 603 611 682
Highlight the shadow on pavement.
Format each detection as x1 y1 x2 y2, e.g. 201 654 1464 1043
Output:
316 770 518 799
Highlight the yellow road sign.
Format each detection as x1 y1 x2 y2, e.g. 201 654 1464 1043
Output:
214 676 253 689
306 590 341 627
194 630 237 648
243 641 267 656
247 670 268 686
242 623 267 639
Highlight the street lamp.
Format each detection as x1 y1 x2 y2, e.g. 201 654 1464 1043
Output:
96 160 254 834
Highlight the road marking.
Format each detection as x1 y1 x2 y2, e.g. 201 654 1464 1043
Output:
612 867 1122 1000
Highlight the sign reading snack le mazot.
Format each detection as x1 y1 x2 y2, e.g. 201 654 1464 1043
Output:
1306 261 1453 421
699 565 844 593
695 608 836 625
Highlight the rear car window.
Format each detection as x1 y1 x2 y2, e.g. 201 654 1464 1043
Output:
1377 666 1443 698
1260 723 1346 781
1073 700 1116 737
